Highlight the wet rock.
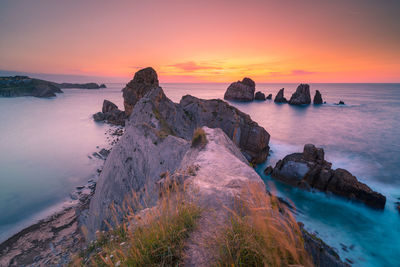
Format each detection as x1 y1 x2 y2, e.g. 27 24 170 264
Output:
289 84 311 105
267 144 386 209
254 91 266 100
313 90 323 104
264 166 273 175
93 100 126 126
274 88 287 103
266 93 272 100
122 67 159 117
224 77 255 102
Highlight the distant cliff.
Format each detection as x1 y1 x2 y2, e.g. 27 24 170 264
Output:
0 76 106 98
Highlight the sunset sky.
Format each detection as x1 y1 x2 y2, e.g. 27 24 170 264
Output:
0 0 399 83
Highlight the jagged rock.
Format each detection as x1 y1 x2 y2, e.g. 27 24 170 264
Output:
266 93 272 100
313 90 323 104
180 95 270 163
274 88 287 103
93 100 126 126
336 100 345 105
264 166 273 175
268 144 386 209
289 84 311 105
224 77 255 101
0 76 63 97
255 91 266 100
102 99 118 113
122 67 159 117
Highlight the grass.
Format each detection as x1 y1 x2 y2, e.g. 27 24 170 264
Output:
191 128 208 149
215 184 313 267
71 180 201 266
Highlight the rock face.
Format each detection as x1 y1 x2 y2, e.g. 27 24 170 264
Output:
122 67 159 117
254 91 266 100
0 76 63 97
267 144 386 209
223 77 255 102
266 93 272 100
289 84 311 105
274 88 287 103
313 90 323 104
93 99 126 126
57 82 106 89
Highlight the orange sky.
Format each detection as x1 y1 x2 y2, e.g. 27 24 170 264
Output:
0 0 399 83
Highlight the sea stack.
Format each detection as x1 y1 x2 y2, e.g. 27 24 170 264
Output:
274 88 287 103
254 91 266 100
313 90 323 104
289 84 311 105
122 67 159 117
223 77 255 101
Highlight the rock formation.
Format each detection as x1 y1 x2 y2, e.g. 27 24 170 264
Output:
93 99 126 126
57 82 106 89
254 91 266 100
289 84 311 105
223 77 255 101
274 88 287 103
265 144 386 209
0 76 63 97
266 93 272 100
313 90 323 104
122 67 159 117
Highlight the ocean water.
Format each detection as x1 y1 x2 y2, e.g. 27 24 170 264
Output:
1 82 399 266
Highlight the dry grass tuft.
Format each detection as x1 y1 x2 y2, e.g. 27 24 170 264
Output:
191 128 208 149
215 183 313 267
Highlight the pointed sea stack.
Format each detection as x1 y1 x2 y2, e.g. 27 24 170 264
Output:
313 90 323 104
274 88 287 103
224 77 255 101
289 84 311 105
122 67 159 117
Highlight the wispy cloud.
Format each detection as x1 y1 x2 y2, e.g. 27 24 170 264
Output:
291 69 316 75
169 61 222 72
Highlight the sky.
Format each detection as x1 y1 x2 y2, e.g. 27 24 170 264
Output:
0 0 399 83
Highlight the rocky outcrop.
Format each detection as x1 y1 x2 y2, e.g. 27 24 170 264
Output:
93 100 126 126
336 101 345 105
57 82 106 89
180 95 270 163
122 67 159 116
313 90 323 104
289 84 311 105
274 88 287 103
0 76 63 97
266 93 272 100
254 91 266 100
266 144 386 209
223 77 255 102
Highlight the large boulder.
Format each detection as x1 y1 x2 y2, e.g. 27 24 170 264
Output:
313 90 323 104
223 77 255 101
274 88 287 103
266 144 386 209
102 99 118 113
289 84 311 105
122 67 159 116
93 99 126 126
254 91 266 100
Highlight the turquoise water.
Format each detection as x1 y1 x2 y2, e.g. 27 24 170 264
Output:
1 82 399 266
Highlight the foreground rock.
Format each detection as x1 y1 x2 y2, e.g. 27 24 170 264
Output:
314 90 323 104
93 99 126 126
122 67 159 116
266 93 272 100
274 88 287 103
224 77 255 101
266 144 386 209
57 82 106 89
289 84 311 105
0 76 63 97
254 91 266 100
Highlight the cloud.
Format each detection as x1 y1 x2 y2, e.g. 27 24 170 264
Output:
268 69 317 77
290 69 316 75
169 61 222 72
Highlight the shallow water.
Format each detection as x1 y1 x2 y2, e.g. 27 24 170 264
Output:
0 82 399 266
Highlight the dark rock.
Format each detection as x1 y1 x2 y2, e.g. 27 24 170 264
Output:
224 77 255 102
300 224 350 267
99 148 110 158
268 144 386 209
93 112 105 121
57 82 104 89
99 84 106 88
289 84 311 105
122 67 159 117
274 88 287 103
313 90 323 104
266 93 272 100
102 100 118 113
254 91 266 100
0 76 63 97
397 204 400 213
338 100 345 105
264 166 273 175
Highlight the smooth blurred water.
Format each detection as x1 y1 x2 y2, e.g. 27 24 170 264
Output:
0 82 399 266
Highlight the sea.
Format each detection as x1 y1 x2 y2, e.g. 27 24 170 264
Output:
0 82 399 266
